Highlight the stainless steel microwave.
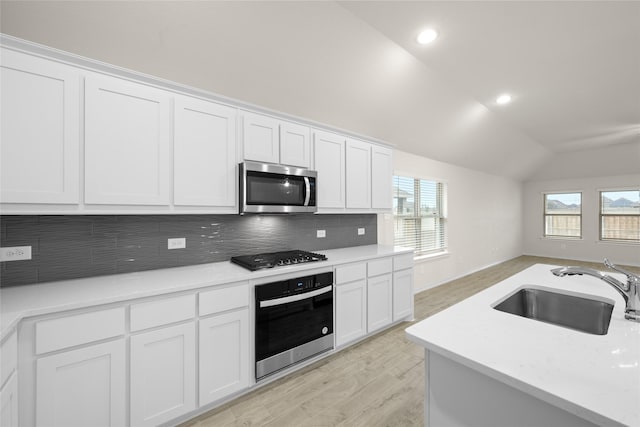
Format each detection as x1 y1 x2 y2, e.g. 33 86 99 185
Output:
239 161 317 214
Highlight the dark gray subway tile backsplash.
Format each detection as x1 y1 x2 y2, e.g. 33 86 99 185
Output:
0 214 377 287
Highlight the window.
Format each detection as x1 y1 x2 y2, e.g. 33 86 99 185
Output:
393 175 447 256
544 192 582 238
600 189 640 242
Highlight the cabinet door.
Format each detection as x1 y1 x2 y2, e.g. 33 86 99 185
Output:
345 139 371 209
393 269 414 321
1 48 80 204
335 279 367 347
130 322 196 427
371 145 393 210
313 130 346 210
36 340 126 427
279 121 311 168
367 273 393 333
242 111 280 164
199 309 249 406
85 74 171 205
174 96 237 208
0 372 18 427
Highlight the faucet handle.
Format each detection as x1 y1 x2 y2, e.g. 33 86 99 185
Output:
604 258 640 283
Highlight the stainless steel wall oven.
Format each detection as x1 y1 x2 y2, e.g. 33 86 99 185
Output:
255 271 333 380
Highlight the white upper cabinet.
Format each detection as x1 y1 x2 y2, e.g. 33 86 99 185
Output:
371 145 393 211
0 42 393 214
0 48 80 204
242 111 280 164
242 111 311 168
345 138 371 209
279 121 311 168
84 73 171 205
174 96 237 209
313 130 346 210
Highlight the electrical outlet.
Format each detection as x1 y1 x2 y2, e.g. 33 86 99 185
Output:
168 238 186 250
357 228 365 236
0 246 32 262
316 230 326 238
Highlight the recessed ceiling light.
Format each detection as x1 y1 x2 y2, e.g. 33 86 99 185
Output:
417 29 438 45
496 94 512 105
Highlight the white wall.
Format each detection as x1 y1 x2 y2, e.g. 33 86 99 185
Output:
523 174 640 266
379 150 524 292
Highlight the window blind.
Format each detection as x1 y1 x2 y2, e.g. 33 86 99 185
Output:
393 176 447 255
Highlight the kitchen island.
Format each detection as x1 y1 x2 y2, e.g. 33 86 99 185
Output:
406 263 639 427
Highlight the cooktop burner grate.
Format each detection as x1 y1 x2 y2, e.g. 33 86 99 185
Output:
230 250 327 271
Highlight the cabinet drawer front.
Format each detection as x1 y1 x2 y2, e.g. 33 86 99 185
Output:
335 262 366 284
200 283 249 316
131 294 195 332
35 307 125 355
367 258 392 277
1 331 17 387
394 253 414 271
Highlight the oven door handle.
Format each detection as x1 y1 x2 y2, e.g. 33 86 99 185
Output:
259 285 332 308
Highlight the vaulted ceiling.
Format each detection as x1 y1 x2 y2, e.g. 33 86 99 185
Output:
1 1 638 181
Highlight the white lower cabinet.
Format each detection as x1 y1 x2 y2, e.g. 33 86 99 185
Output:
335 279 367 347
130 322 196 427
199 309 249 406
393 269 414 321
367 273 393 333
35 339 126 427
393 254 415 321
1 372 18 427
336 255 414 347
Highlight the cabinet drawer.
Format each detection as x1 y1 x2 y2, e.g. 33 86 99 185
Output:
367 258 392 277
1 331 17 387
35 307 125 355
335 262 366 284
200 283 249 316
394 253 414 271
131 294 195 332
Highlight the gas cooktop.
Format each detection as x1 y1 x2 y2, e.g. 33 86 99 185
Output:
230 250 327 271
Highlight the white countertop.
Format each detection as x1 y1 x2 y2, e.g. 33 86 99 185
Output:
0 245 412 340
405 263 640 427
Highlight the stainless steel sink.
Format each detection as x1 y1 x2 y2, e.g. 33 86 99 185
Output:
493 287 614 335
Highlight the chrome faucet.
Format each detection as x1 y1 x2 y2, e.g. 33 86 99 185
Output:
551 259 640 322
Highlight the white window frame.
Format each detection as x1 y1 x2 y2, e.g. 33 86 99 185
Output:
543 192 582 239
599 188 640 244
393 175 447 257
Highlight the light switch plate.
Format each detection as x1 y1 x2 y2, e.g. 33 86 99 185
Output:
317 230 326 238
357 228 365 236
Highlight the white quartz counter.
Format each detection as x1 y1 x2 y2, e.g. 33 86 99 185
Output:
1 244 412 340
405 263 640 427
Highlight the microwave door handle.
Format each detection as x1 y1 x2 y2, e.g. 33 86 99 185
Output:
304 177 311 206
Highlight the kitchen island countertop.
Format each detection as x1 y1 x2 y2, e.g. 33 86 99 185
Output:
406 263 640 427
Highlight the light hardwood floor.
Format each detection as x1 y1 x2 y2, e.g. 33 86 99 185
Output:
181 256 639 427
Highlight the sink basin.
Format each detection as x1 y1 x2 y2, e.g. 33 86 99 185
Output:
493 287 614 335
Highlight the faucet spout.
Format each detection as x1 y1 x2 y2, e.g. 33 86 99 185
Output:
551 259 640 322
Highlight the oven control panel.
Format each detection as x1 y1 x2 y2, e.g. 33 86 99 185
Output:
256 271 333 300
